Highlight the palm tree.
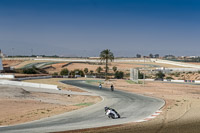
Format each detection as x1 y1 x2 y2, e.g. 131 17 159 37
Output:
100 49 114 80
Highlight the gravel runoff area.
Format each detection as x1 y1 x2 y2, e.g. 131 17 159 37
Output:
54 79 200 133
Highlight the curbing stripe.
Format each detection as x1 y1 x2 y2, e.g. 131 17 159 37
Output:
136 110 162 123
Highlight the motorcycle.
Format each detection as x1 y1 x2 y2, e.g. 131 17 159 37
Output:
105 107 120 119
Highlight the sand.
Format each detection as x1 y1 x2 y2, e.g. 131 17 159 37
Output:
0 80 101 126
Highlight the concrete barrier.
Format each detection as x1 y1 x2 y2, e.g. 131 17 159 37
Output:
195 81 200 84
85 75 96 78
0 74 15 79
144 79 155 81
0 80 59 90
171 80 185 83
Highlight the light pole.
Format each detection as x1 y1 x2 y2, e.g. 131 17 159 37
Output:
11 48 14 58
31 49 33 56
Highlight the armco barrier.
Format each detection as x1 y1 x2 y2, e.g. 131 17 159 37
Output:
0 80 58 90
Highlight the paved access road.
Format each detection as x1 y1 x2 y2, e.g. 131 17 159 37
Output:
0 80 164 133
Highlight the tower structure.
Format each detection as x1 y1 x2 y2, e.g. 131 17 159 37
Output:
0 49 3 71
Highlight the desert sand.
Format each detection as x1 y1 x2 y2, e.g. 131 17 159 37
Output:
0 79 101 126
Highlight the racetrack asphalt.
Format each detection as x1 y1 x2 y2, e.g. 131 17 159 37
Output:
0 80 165 133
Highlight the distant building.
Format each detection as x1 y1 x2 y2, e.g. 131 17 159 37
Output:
136 54 141 58
0 58 3 71
154 54 159 58
89 57 100 59
0 49 6 58
164 55 176 59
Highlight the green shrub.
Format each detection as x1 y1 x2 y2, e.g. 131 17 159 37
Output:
112 66 117 72
74 69 85 77
96 67 103 73
114 71 124 79
155 71 165 79
52 72 58 76
60 68 69 75
23 68 37 74
174 72 180 77
84 68 89 74
138 71 144 79
166 76 174 80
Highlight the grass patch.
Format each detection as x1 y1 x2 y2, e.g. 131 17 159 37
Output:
126 80 142 84
75 102 93 106
85 80 103 85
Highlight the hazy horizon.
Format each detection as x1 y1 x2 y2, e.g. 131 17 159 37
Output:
1 0 200 57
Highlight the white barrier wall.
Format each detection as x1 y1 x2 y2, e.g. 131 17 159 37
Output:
171 80 185 83
0 80 59 90
195 81 200 84
0 74 15 79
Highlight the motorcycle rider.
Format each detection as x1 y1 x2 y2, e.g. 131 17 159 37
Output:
110 84 114 91
99 83 102 89
105 107 120 119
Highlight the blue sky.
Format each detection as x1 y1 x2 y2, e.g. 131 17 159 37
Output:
0 0 200 57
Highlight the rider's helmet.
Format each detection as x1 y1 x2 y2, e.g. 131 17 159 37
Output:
104 107 109 111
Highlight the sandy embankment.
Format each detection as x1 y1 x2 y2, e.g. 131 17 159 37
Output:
0 78 101 126
56 79 200 133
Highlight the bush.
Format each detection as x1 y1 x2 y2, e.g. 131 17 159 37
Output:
138 71 144 79
23 68 37 74
155 71 165 79
73 69 85 77
84 68 89 74
52 72 58 76
96 67 103 74
166 76 174 80
174 72 180 77
112 66 117 72
60 69 69 76
114 71 124 79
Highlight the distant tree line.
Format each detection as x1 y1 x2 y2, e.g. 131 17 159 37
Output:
136 53 159 58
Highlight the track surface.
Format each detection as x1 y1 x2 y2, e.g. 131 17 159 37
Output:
0 80 164 133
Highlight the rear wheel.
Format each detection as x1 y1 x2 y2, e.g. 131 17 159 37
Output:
109 113 115 119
